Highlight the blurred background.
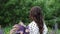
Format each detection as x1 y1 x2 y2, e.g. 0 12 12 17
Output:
0 0 60 34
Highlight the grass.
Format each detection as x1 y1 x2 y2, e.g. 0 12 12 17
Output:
3 26 60 34
4 26 12 34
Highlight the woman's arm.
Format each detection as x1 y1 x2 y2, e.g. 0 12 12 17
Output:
43 23 48 34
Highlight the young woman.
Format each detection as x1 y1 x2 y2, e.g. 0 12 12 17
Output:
10 6 48 34
27 6 48 34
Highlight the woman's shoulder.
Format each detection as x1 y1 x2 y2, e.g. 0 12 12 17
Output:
28 21 40 34
28 21 39 30
28 21 37 26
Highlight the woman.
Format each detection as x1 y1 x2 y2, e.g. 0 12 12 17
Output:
27 6 48 34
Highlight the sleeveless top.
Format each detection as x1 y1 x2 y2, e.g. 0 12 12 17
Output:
28 21 48 34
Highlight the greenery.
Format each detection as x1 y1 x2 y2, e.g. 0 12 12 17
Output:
0 0 60 28
4 26 12 34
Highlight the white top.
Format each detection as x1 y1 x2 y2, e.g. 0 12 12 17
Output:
28 21 48 34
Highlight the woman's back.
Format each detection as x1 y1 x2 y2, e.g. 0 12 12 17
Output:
28 21 40 34
28 21 48 34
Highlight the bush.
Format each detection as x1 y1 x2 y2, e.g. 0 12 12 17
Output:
0 0 60 28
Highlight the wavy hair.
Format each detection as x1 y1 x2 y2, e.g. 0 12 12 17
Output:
30 6 44 34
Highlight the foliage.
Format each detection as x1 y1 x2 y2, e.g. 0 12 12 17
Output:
0 0 60 27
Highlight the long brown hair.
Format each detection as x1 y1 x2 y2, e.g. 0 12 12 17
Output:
30 6 44 34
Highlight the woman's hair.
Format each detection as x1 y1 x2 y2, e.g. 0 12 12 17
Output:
30 6 43 34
